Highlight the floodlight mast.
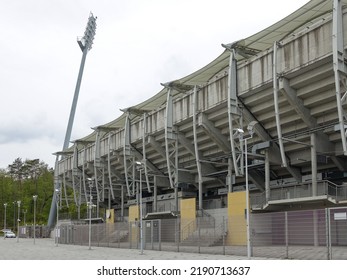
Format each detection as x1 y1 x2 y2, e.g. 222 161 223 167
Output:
47 13 97 229
64 12 97 150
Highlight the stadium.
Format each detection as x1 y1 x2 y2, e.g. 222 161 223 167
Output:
52 0 347 259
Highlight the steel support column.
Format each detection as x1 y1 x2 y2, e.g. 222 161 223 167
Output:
311 133 317 196
93 129 103 202
265 150 270 202
142 113 152 193
164 87 178 190
333 0 347 155
226 49 243 177
123 111 136 196
107 132 115 200
81 147 88 203
273 41 287 167
72 145 80 205
192 85 203 210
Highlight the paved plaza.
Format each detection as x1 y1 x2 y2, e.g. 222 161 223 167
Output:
1 237 346 260
0 237 263 260
1 237 345 280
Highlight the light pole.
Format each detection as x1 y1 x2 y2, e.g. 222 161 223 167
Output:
16 201 21 243
3 203 7 230
87 178 95 250
33 195 38 244
55 189 60 247
23 209 27 226
237 121 257 259
12 201 16 231
47 12 97 230
87 198 95 250
136 161 144 255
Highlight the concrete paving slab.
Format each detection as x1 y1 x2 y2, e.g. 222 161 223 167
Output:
0 238 270 260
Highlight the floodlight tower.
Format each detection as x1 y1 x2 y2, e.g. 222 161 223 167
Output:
47 13 97 228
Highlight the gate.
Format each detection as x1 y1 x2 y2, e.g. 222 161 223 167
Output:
144 219 161 250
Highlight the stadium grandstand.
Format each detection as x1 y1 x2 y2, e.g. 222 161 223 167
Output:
51 0 347 258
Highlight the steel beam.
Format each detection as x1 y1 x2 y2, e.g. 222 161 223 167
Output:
198 113 229 153
142 113 152 193
333 0 347 155
164 87 178 189
81 148 88 203
279 77 317 128
93 129 103 202
311 133 318 196
280 77 346 170
107 132 115 200
226 49 244 177
72 145 80 206
192 86 203 210
123 111 136 196
273 41 287 167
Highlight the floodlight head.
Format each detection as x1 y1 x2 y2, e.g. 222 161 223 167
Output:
77 12 97 52
247 121 258 136
233 128 244 140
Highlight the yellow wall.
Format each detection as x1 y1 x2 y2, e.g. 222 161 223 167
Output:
180 198 196 240
129 205 139 243
227 191 247 245
129 205 139 221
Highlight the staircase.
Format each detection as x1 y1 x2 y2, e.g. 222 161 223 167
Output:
180 210 225 247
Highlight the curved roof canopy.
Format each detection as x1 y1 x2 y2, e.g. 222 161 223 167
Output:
67 0 344 148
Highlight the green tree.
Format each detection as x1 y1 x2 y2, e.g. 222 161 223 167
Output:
0 158 54 230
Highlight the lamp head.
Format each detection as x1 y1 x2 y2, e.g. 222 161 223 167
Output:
247 121 258 136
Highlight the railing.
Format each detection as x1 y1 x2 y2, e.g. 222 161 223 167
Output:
251 180 347 210
250 193 267 210
180 219 196 241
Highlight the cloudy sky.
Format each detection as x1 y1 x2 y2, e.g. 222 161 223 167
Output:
0 0 309 169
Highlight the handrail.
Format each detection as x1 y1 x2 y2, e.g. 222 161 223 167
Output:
251 180 347 209
180 219 196 241
196 208 215 228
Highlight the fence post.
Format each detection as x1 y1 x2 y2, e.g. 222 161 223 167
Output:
151 221 154 250
176 218 180 252
285 211 289 259
129 222 132 249
325 208 331 260
222 216 226 255
197 217 201 254
158 219 161 251
118 223 121 248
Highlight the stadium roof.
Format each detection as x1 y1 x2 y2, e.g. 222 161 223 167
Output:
69 0 344 147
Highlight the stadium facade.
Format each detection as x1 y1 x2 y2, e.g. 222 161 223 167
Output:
54 0 347 248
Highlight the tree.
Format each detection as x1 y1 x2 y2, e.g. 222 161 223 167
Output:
0 158 53 230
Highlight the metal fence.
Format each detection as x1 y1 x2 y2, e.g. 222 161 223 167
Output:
57 207 347 259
